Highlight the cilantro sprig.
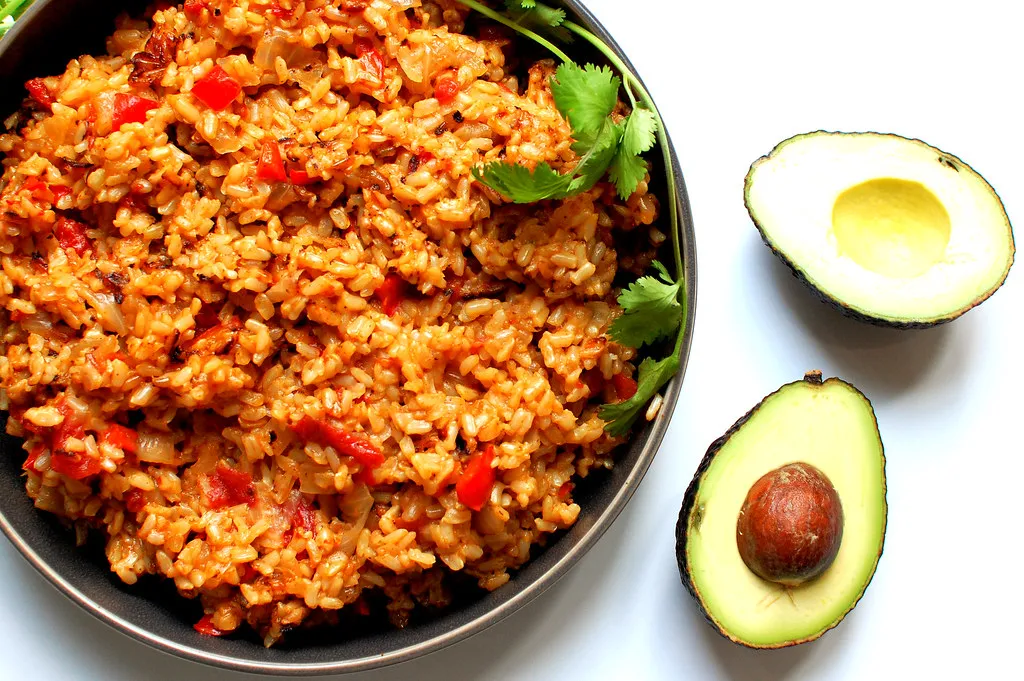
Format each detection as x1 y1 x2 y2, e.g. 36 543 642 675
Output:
463 0 657 202
457 0 689 436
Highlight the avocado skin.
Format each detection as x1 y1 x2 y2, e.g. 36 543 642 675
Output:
674 371 888 649
744 131 1016 329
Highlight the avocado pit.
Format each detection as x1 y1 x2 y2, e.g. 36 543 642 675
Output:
736 462 844 587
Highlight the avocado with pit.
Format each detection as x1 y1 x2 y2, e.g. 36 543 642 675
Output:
675 372 887 648
745 131 1014 327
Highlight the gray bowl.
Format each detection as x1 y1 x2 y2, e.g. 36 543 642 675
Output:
0 0 697 675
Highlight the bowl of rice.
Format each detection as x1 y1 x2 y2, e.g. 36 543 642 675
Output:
0 0 695 674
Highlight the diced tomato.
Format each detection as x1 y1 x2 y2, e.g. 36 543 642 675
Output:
22 177 53 202
100 424 139 454
193 614 226 637
111 93 159 130
183 0 207 17
50 450 102 480
124 488 148 513
288 168 313 185
238 563 257 582
289 494 317 535
256 141 287 181
354 38 385 81
193 305 222 330
25 78 55 108
434 71 459 105
9 309 28 322
374 273 405 316
612 373 638 401
51 400 86 451
581 369 605 397
456 444 496 512
415 150 434 164
291 416 385 472
49 185 72 203
557 481 574 499
22 445 46 473
191 65 241 111
205 463 255 509
53 217 91 257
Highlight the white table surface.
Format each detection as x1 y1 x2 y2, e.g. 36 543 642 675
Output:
2 1 1023 679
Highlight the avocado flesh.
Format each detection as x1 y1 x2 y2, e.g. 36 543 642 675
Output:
677 374 886 648
745 131 1014 326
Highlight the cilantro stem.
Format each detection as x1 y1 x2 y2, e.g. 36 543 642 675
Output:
455 0 573 64
0 0 32 24
562 19 683 284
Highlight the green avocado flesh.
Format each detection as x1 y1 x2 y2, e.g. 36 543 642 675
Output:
745 131 1015 326
677 373 886 648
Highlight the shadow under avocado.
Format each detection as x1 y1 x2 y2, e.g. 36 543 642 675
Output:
753 235 970 397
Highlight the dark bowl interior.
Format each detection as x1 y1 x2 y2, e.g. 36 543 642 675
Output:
0 0 697 675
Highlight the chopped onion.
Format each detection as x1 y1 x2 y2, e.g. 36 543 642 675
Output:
337 483 373 554
20 314 71 342
80 289 129 336
136 431 179 464
254 29 319 71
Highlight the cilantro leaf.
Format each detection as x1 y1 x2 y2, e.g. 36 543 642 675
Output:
472 161 573 203
620 107 658 157
608 260 682 347
607 107 657 199
550 62 620 137
608 148 648 200
503 0 570 41
599 352 680 437
567 120 623 193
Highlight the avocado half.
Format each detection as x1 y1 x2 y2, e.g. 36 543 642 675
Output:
745 131 1015 327
675 372 887 649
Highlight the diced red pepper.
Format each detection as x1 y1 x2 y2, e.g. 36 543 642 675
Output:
374 274 405 316
193 614 226 637
191 65 241 111
111 93 159 130
256 141 287 181
612 373 638 401
25 78 55 108
456 444 496 512
291 416 385 472
124 488 148 513
288 168 313 185
434 72 459 105
22 445 46 473
54 217 92 257
354 38 385 81
100 424 138 454
50 450 102 480
557 481 574 499
183 0 207 17
205 463 255 509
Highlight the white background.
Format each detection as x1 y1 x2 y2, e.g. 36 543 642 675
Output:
2 1 1023 679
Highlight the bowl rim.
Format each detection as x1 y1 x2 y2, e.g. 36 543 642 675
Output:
0 0 698 674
